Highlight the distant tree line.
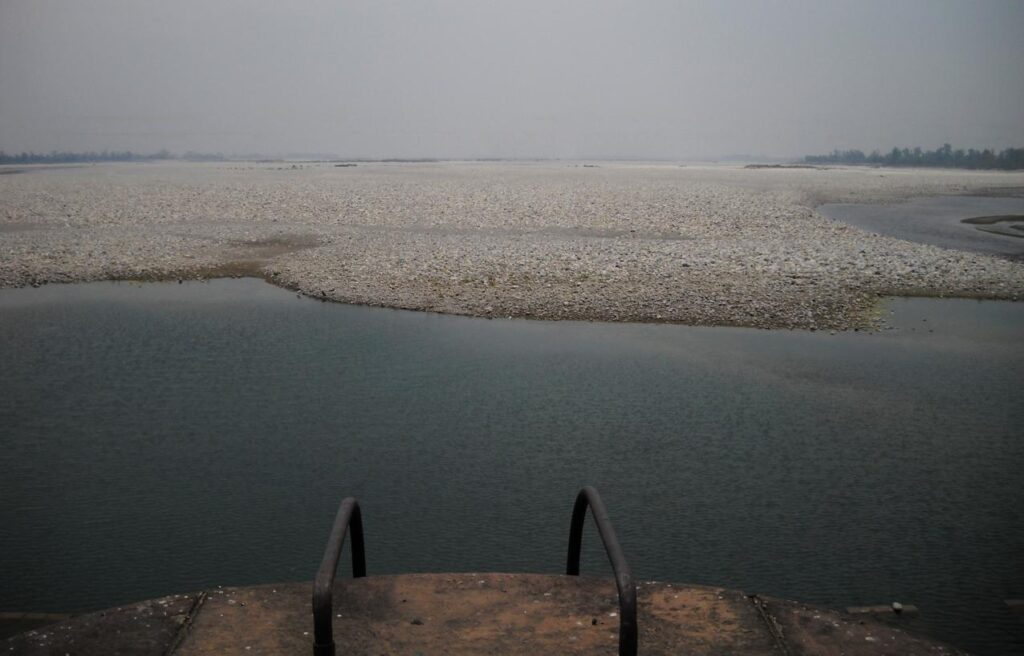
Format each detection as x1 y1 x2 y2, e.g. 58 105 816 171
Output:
0 149 225 164
804 144 1024 170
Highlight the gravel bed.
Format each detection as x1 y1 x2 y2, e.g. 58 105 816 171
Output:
1 161 1022 329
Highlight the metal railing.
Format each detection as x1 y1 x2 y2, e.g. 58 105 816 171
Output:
566 486 638 656
312 497 366 656
310 487 636 655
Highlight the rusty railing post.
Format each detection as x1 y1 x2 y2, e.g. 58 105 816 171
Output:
566 486 638 656
312 497 366 656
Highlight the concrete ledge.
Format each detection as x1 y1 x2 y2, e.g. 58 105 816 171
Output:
3 593 201 655
846 603 919 615
3 574 970 655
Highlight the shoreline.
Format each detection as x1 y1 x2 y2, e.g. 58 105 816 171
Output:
2 161 1022 330
6 274 1022 339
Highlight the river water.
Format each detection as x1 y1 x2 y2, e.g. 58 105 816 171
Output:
819 195 1024 259
1 279 1022 654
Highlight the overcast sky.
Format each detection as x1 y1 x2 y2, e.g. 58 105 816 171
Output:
1 0 1022 159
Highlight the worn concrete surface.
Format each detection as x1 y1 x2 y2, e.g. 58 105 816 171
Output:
3 592 200 655
3 574 969 655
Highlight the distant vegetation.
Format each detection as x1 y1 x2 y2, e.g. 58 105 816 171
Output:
804 144 1024 170
0 149 225 164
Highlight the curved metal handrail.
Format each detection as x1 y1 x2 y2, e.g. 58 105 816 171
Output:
312 497 366 656
566 486 638 656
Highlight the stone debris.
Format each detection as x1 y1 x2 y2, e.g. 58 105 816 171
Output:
1 161 1022 330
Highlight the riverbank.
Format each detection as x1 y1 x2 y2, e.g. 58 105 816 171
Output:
1 161 1022 329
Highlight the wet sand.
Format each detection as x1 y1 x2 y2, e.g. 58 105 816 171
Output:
962 215 1024 239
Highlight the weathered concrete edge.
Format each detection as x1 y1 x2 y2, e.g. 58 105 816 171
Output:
164 591 208 655
4 577 977 656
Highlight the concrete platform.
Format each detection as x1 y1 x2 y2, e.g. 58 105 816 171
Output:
3 573 969 655
0 614 72 641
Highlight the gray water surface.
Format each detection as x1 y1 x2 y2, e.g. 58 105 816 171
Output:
819 195 1024 259
1 279 1022 654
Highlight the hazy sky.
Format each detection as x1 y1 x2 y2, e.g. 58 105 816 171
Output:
1 0 1022 159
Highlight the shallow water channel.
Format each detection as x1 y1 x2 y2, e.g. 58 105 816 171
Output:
1 279 1022 654
819 195 1024 259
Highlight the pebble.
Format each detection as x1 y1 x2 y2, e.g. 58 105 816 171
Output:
1 161 1021 331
